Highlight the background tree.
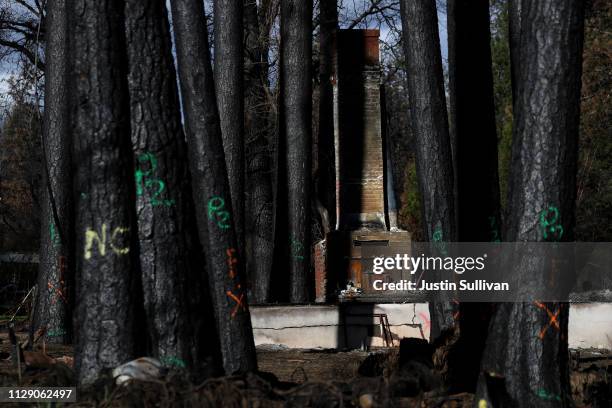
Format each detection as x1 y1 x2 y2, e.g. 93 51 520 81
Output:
243 0 277 303
124 0 216 374
215 0 245 258
399 0 456 341
278 0 312 303
316 0 338 230
477 0 585 405
170 0 257 374
71 0 137 385
30 0 71 346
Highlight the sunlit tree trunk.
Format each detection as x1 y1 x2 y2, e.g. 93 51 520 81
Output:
477 1 584 406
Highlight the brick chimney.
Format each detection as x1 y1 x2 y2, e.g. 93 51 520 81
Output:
334 29 386 230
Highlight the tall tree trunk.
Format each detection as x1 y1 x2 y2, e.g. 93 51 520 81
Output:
244 0 275 303
215 0 245 259
71 0 136 385
124 0 217 374
508 0 522 101
279 0 312 303
477 1 584 406
447 0 501 392
399 0 457 340
32 0 72 346
170 0 257 374
317 0 337 229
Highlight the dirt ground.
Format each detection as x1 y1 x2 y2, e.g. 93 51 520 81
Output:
0 330 609 407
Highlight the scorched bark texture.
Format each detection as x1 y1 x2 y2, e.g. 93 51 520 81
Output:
70 0 136 385
446 0 501 392
244 0 275 304
124 0 215 373
32 0 72 346
477 1 585 406
170 0 257 375
214 0 245 259
399 0 456 340
279 0 312 303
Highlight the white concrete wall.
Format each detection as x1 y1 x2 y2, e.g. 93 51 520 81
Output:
568 303 612 349
251 303 612 350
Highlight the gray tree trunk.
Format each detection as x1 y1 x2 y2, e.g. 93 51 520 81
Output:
71 0 136 385
477 1 584 406
170 0 257 374
32 0 72 346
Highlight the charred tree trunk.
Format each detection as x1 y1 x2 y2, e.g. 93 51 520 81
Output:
476 1 584 406
279 0 312 303
244 0 275 303
170 0 257 374
71 0 136 385
399 0 457 340
215 0 245 258
32 0 72 346
317 0 338 230
124 0 217 374
509 0 522 101
446 0 501 392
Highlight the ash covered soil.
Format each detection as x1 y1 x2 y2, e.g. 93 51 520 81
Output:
0 331 609 407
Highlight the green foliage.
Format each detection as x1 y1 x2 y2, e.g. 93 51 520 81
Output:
575 0 612 241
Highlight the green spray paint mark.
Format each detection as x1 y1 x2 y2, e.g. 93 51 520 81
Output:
539 206 563 241
50 222 61 246
160 356 186 369
488 216 501 242
536 388 561 401
135 152 175 207
207 197 230 230
47 328 66 338
290 235 305 261
432 226 448 256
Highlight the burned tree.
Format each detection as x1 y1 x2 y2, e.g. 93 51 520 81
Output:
317 0 338 230
124 0 215 373
477 0 585 405
244 0 276 303
279 0 312 303
31 0 71 346
71 0 136 384
170 0 257 374
399 0 456 339
214 0 245 257
446 0 501 392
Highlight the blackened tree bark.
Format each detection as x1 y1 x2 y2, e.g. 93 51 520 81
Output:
124 0 217 374
399 0 457 340
32 0 71 346
279 0 312 303
71 0 136 385
244 0 275 303
476 1 584 406
509 0 522 100
317 0 338 229
446 0 501 392
170 0 257 374
214 0 245 258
